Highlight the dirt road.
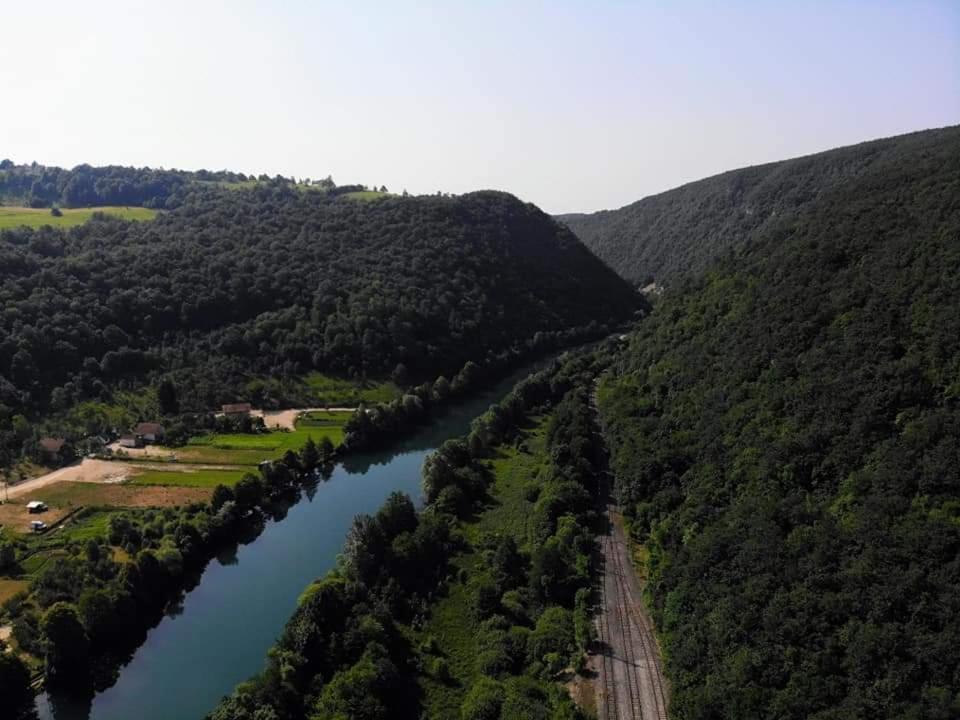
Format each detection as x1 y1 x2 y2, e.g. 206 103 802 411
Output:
3 459 133 500
252 407 356 430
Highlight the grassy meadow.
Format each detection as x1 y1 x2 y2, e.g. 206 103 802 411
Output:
303 373 399 405
177 410 351 466
243 373 399 408
0 205 157 229
340 190 391 202
130 468 248 488
414 417 549 717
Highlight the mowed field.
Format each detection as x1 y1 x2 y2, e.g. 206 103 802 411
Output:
130 468 247 488
0 205 157 229
172 410 351 467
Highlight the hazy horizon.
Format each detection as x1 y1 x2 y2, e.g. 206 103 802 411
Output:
2 1 957 214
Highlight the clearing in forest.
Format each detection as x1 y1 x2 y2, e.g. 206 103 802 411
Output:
0 205 157 228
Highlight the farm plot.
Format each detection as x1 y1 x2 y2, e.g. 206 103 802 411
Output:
130 468 247 488
179 410 351 465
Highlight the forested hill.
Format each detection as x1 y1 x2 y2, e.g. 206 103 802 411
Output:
0 187 640 448
560 125 960 284
599 126 960 717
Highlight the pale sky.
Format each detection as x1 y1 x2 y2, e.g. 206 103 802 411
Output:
1 1 957 213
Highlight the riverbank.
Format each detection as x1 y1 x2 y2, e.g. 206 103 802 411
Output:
34 360 554 720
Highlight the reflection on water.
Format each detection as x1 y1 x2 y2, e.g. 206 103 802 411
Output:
37 361 545 720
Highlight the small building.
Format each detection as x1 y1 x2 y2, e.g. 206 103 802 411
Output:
26 501 48 514
119 434 142 449
30 520 47 533
222 402 252 417
39 437 66 457
134 422 165 444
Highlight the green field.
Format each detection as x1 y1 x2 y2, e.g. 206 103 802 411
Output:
340 191 391 202
303 374 399 405
13 510 119 580
139 410 352 474
130 468 248 488
0 205 157 229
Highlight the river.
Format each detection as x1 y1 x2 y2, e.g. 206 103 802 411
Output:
36 363 540 720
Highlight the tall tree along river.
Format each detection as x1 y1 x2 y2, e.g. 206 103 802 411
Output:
36 364 541 720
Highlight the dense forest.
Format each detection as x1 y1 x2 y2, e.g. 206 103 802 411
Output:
0 185 641 466
559 125 960 285
0 160 250 209
598 126 960 718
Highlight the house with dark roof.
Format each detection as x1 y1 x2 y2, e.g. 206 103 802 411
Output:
39 437 66 458
222 403 252 417
39 437 65 454
133 422 165 444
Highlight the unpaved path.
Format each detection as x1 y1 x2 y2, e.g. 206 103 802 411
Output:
4 457 244 500
4 459 132 500
591 384 669 720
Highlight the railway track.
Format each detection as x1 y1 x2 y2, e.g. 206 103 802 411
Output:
592 382 669 719
595 515 669 720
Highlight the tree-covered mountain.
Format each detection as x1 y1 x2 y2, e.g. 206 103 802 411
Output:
598 126 960 718
560 125 960 285
0 185 641 464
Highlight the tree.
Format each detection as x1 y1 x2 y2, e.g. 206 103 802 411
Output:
391 362 409 387
211 483 234 512
433 376 452 403
78 588 116 646
233 474 264 510
529 606 575 665
312 647 400 720
41 602 90 681
300 436 320 471
157 379 179 415
319 436 335 459
460 676 505 720
375 492 417 538
0 653 34 719
0 540 16 571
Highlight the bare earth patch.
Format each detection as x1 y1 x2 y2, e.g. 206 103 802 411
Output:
6 459 133 500
0 504 72 535
253 406 357 430
32 482 210 509
0 579 29 605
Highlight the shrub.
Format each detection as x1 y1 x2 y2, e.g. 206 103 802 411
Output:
460 676 505 720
